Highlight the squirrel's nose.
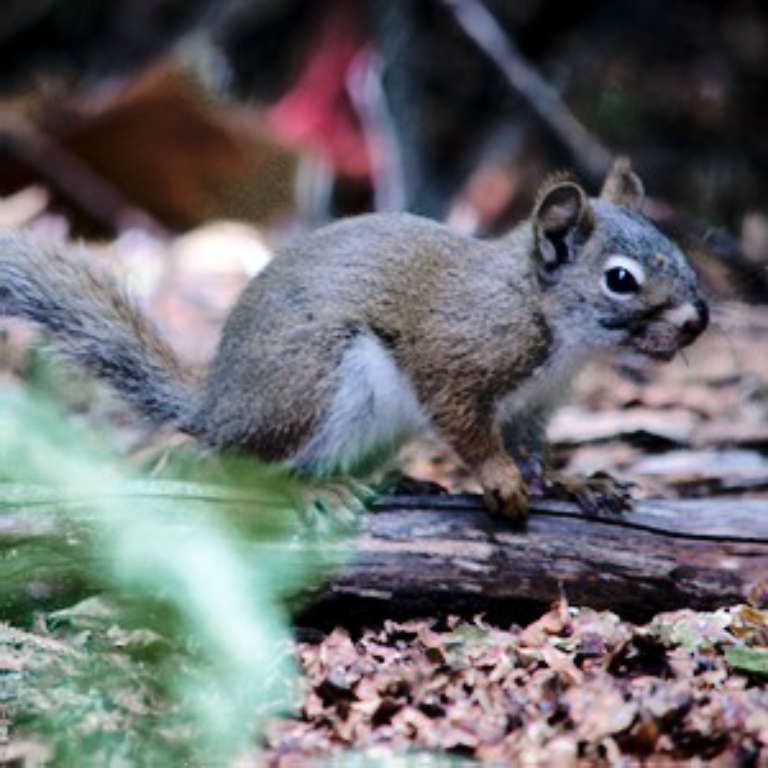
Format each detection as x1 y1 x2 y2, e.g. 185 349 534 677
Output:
680 297 709 345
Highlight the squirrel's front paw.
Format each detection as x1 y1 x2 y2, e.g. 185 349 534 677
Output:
546 470 633 518
477 456 528 524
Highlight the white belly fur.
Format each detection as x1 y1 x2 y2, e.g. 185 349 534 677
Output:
291 334 429 475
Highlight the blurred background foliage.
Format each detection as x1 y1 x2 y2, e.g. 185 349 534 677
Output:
0 0 766 241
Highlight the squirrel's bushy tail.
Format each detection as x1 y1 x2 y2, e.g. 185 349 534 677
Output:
0 230 197 425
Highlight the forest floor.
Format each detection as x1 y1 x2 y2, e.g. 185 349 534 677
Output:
2 216 768 766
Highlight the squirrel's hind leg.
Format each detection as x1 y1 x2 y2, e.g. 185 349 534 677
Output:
287 333 430 526
289 333 429 478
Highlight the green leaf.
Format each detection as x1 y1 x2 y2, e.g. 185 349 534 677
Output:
725 646 768 676
0 387 351 763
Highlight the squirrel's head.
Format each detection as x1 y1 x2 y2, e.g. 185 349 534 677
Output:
531 158 708 361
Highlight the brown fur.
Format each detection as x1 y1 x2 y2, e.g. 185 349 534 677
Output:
196 215 549 466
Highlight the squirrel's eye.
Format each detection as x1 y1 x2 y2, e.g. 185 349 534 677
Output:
601 255 645 301
605 267 639 294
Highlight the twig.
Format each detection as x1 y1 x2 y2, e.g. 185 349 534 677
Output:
0 109 165 234
347 49 407 212
440 0 613 180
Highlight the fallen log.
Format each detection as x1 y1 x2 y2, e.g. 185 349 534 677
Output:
304 493 768 625
2 483 767 623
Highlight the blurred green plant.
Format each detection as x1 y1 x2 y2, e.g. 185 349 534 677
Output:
0 386 350 765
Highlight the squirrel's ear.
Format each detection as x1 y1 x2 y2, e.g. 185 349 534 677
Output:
600 157 645 209
533 177 593 274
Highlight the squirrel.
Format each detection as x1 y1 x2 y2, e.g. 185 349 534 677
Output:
0 159 708 521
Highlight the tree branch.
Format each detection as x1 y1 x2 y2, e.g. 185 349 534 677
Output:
440 0 613 179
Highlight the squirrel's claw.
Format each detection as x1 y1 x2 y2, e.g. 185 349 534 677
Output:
546 470 634 518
